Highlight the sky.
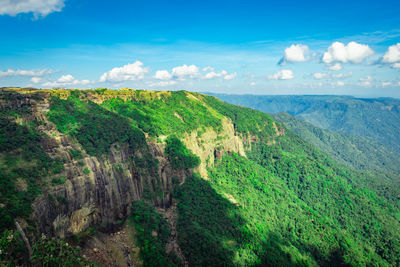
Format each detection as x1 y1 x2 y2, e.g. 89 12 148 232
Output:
1 0 400 97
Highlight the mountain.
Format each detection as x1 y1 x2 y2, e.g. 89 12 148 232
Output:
209 94 400 154
0 88 399 266
272 112 400 205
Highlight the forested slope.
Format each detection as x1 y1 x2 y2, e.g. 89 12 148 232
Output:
210 94 400 154
0 88 399 266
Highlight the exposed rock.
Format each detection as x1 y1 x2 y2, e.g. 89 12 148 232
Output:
1 90 248 249
183 117 246 178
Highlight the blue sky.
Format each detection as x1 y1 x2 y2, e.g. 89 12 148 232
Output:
1 0 400 97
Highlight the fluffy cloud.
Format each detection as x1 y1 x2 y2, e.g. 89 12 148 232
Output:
392 63 400 69
268 69 294 80
202 66 214 72
322 42 373 64
0 68 53 77
382 43 400 64
147 80 177 87
57 74 74 83
336 81 345 86
204 70 227 79
329 63 342 71
100 61 150 82
224 72 237 80
279 44 310 65
172 64 200 80
313 72 328 79
30 77 42 83
42 75 91 87
0 0 65 18
358 76 373 87
154 70 172 80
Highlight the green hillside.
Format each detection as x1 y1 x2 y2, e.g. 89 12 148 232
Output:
0 88 399 266
210 94 400 154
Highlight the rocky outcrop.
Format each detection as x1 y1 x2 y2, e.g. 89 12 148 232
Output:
1 90 247 240
183 117 246 178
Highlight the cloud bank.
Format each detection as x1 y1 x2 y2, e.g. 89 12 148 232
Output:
0 0 65 18
100 61 150 82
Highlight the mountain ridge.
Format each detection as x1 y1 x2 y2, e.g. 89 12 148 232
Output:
0 88 399 266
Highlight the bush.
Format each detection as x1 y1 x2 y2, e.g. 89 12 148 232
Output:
51 177 66 186
165 135 200 170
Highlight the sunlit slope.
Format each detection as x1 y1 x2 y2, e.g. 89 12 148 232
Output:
0 88 399 266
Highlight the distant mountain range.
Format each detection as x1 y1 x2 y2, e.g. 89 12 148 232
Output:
209 94 400 154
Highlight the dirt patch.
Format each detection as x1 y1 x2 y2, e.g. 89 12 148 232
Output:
81 224 142 267
156 202 188 267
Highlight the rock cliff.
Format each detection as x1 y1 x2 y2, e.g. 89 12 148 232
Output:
0 89 246 238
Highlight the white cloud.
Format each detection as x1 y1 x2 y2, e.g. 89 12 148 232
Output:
250 82 256 86
100 61 150 82
392 63 400 69
202 66 214 72
30 77 42 83
332 72 352 79
336 81 345 86
279 44 310 65
313 72 328 79
204 70 227 79
382 43 400 63
0 0 65 18
268 69 294 80
42 74 91 87
322 41 374 64
57 74 74 83
224 72 237 80
329 63 342 71
172 64 200 80
358 76 373 87
381 81 392 87
147 80 178 87
154 70 172 80
0 68 53 77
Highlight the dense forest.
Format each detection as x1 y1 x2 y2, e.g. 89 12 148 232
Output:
211 94 400 154
0 88 399 266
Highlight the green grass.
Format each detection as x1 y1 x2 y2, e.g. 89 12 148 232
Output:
101 91 222 137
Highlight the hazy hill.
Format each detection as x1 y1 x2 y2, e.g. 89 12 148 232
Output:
273 112 400 173
210 94 400 154
0 88 399 266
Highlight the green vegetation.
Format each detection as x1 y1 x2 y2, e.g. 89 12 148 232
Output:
47 93 146 157
273 112 400 207
51 177 67 186
82 167 90 175
211 94 400 154
31 235 92 266
273 112 400 173
176 154 400 266
0 230 93 266
165 135 200 170
130 201 180 266
101 90 222 137
1 88 399 266
0 115 64 232
69 149 83 160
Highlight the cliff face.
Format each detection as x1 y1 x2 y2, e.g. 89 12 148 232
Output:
0 89 246 238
